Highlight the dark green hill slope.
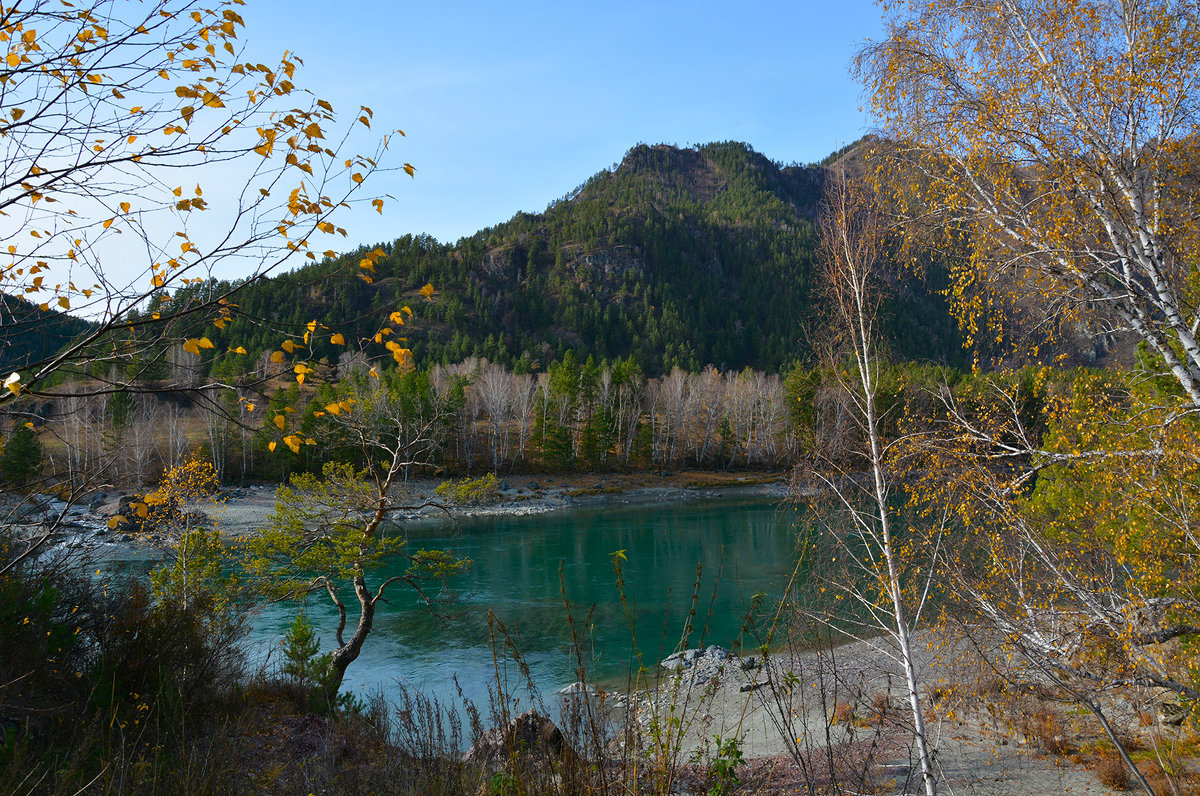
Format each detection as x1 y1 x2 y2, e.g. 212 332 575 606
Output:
188 140 967 376
0 294 96 372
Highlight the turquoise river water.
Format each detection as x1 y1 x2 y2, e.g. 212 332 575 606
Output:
248 495 803 709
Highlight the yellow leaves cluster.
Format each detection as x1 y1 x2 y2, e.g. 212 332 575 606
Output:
109 457 220 531
860 0 1200 365
181 337 214 355
322 399 355 416
385 341 413 370
252 288 432 456
357 248 386 283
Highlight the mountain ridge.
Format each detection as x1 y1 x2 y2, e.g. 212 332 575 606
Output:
14 139 966 381
199 138 961 377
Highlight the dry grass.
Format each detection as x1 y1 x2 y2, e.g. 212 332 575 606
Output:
1018 708 1074 755
867 691 891 726
832 700 857 726
1093 751 1130 790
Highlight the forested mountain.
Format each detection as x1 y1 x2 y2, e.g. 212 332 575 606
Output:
190 140 965 377
0 294 96 372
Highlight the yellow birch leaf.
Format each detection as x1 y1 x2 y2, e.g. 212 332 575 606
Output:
273 414 285 431
270 350 285 363
283 435 301 454
419 283 435 299
281 340 296 353
268 441 277 453
330 333 345 345
182 339 200 355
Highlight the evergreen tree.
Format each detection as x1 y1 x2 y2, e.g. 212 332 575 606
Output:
1 427 43 486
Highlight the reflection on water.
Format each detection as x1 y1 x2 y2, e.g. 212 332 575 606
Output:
249 496 803 708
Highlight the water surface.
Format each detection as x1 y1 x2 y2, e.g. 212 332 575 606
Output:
248 495 803 708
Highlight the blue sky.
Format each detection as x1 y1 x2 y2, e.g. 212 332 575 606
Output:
242 0 883 247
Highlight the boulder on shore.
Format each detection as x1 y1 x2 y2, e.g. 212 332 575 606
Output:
465 709 570 776
661 645 736 687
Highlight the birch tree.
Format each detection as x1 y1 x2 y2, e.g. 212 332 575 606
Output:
860 4 1200 790
802 175 939 795
0 0 401 567
857 0 1200 400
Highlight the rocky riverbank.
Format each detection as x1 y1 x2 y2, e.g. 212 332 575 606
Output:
610 636 1138 794
8 470 789 555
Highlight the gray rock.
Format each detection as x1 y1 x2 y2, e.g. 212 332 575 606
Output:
557 681 598 697
661 645 735 687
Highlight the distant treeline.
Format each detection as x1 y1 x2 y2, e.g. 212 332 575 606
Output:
30 353 1071 490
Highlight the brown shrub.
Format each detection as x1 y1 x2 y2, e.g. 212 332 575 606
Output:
1093 751 1129 790
1018 709 1073 755
832 701 856 726
868 692 891 725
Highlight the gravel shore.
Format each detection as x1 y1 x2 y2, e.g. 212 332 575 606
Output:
622 634 1128 794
